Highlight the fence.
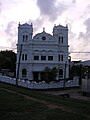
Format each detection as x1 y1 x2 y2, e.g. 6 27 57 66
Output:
0 76 79 89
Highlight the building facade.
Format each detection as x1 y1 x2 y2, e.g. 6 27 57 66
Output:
16 23 69 81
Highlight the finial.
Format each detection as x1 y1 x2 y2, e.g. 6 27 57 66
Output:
43 27 45 32
31 22 33 26
66 24 68 28
19 22 20 26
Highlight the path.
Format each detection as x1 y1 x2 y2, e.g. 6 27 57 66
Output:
0 87 90 119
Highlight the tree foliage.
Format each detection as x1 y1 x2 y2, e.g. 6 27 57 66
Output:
0 50 16 72
43 67 57 83
70 64 87 85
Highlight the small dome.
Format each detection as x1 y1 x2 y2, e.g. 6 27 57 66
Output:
33 31 53 41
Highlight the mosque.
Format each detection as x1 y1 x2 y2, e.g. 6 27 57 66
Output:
16 22 69 81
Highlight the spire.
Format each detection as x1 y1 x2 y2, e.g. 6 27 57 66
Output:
18 22 20 26
66 24 68 28
43 27 45 32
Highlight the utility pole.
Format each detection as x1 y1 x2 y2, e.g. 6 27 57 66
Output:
63 61 67 89
16 44 22 87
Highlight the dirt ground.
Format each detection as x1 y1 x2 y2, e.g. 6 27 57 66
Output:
45 88 90 101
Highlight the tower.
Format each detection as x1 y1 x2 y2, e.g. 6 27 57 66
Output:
53 24 69 79
18 22 33 44
16 22 33 80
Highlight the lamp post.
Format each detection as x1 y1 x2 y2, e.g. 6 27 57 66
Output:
16 44 22 87
63 61 67 89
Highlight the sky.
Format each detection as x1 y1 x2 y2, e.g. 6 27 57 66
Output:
0 0 90 61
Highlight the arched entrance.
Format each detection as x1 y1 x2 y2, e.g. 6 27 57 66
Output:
22 68 27 78
59 69 63 79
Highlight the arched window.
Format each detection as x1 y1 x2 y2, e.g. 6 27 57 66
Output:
61 36 63 43
58 36 63 44
22 35 28 42
22 54 27 61
58 54 64 61
22 68 27 77
23 35 25 42
61 55 63 61
59 69 63 78
59 36 60 44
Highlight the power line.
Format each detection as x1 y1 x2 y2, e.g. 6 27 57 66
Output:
71 58 90 59
0 45 90 52
70 52 90 53
0 46 16 49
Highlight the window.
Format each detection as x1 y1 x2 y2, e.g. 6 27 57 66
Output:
58 55 60 61
22 54 27 61
41 56 46 60
61 36 63 43
22 35 28 42
23 35 25 42
22 54 24 60
59 36 60 40
26 35 28 41
59 69 63 78
34 56 39 60
48 56 53 61
61 55 63 61
58 36 63 44
58 55 63 61
42 36 46 40
22 68 27 77
25 54 27 60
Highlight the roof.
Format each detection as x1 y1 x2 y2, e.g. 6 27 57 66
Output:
33 31 53 41
53 24 68 30
19 23 32 28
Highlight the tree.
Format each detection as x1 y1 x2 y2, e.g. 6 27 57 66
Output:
50 67 57 81
0 50 16 76
43 67 57 83
70 64 86 85
44 67 51 83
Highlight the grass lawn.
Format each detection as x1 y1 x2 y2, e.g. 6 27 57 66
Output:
0 82 90 120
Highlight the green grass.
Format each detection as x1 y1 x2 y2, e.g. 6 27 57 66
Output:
0 82 90 120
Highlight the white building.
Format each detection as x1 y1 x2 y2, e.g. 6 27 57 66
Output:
16 23 69 81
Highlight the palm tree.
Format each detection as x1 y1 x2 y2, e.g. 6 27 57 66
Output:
43 67 57 83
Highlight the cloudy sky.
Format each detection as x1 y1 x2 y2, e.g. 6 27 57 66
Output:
0 0 90 61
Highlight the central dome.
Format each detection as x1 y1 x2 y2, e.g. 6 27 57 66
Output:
33 31 53 41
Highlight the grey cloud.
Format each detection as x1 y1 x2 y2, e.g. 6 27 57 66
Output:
67 19 89 60
69 31 77 52
28 17 45 34
84 18 90 33
78 8 90 50
82 18 90 46
86 4 90 13
5 21 17 36
76 18 90 59
0 2 2 14
35 0 77 34
5 21 17 49
72 0 76 4
79 18 90 41
36 0 67 21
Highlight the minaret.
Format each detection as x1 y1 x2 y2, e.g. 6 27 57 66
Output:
18 22 33 45
16 22 33 80
53 24 69 79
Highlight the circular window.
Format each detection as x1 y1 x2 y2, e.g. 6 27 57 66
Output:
42 36 46 40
